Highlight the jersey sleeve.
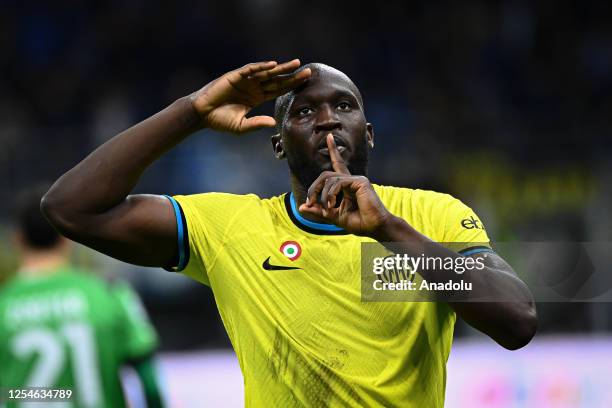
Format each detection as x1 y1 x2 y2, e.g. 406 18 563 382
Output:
441 196 492 255
168 193 257 286
111 282 159 361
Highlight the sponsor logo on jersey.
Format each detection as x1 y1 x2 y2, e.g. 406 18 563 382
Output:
461 216 484 230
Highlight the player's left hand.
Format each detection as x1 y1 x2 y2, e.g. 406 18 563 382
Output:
299 134 392 237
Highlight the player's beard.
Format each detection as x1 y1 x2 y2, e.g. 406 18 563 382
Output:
288 135 370 190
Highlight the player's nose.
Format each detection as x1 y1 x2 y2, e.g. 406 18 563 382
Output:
314 105 341 134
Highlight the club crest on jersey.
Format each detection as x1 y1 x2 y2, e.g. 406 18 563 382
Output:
279 241 302 261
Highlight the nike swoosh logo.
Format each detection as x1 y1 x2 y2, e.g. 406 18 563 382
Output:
262 257 301 271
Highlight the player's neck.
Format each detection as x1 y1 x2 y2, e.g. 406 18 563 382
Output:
19 250 68 277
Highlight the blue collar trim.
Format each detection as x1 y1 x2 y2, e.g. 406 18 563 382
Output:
289 192 345 232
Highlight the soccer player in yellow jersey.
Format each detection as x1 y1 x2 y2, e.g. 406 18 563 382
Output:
43 59 537 407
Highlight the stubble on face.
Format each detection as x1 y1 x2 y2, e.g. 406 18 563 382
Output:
285 133 370 190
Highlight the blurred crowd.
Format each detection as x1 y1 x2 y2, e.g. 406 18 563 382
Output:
1 0 611 349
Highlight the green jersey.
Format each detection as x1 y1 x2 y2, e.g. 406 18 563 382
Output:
0 266 158 408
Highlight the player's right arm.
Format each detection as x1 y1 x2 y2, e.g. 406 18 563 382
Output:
42 60 311 268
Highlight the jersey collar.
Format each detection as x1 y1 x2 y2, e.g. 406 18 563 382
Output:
284 192 348 235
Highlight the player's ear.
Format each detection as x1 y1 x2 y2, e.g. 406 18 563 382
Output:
271 133 286 159
366 123 374 149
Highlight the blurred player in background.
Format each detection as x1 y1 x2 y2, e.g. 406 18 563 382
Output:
43 60 537 406
0 187 165 408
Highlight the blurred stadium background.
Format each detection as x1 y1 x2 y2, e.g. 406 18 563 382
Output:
1 1 611 406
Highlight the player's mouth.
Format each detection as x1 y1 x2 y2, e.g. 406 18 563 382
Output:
318 146 347 156
317 135 348 156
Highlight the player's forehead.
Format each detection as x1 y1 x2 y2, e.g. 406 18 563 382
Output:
293 67 362 105
274 64 364 129
293 77 359 104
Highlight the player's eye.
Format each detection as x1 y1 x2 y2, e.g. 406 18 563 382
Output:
297 107 314 116
337 102 351 111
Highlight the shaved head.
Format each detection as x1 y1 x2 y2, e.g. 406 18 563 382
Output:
274 63 364 133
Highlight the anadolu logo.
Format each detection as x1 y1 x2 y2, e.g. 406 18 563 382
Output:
279 241 302 261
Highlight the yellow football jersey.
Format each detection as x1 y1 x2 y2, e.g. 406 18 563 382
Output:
169 185 490 407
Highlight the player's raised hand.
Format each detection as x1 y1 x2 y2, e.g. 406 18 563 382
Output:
299 134 392 237
191 60 311 134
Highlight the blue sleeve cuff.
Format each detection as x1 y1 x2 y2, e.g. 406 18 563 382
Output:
163 195 188 272
459 246 494 257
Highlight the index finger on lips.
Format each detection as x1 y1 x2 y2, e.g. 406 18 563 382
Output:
327 133 350 174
